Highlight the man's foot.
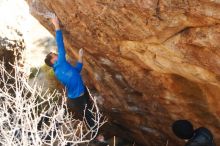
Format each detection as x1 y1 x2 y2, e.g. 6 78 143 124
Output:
56 107 65 123
47 104 55 116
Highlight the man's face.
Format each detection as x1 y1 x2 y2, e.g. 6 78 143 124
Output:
50 53 58 64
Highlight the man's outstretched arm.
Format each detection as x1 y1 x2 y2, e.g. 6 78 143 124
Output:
51 17 66 62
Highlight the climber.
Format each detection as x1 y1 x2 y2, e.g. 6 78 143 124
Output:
172 120 216 146
44 16 94 128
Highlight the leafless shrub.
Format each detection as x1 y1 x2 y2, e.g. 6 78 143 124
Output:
0 54 107 146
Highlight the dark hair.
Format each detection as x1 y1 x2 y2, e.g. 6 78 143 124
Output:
44 53 53 67
172 120 194 139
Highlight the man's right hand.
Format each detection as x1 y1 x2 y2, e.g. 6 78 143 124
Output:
51 16 60 30
78 48 83 63
79 48 83 57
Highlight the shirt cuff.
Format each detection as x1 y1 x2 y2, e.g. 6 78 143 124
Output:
56 30 62 34
76 61 83 66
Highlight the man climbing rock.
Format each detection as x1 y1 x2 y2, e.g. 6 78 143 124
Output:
172 120 216 146
44 16 94 128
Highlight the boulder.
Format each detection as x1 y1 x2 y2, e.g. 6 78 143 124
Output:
27 0 220 145
0 26 24 70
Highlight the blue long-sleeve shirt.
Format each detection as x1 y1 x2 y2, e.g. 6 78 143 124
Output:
53 30 85 99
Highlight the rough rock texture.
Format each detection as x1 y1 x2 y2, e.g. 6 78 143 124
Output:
28 0 220 145
0 26 24 70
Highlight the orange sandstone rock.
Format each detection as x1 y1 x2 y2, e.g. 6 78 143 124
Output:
27 0 220 145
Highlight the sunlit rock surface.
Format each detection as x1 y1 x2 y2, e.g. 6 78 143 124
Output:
0 27 25 70
27 0 220 145
0 0 55 68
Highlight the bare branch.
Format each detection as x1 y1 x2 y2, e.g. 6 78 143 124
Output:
0 52 107 146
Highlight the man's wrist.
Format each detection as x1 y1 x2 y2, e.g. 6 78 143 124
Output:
54 25 60 30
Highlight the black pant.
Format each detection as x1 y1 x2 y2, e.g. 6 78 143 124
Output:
66 89 95 128
37 113 60 141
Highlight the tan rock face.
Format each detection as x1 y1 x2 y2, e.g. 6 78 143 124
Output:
28 0 220 145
